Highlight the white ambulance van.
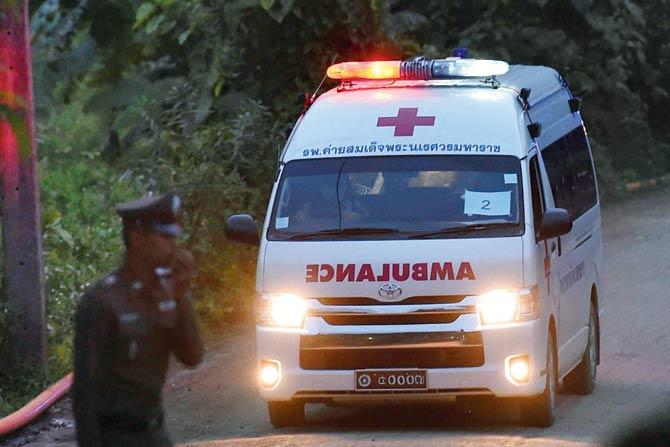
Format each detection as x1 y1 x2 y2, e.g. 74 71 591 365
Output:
226 56 604 428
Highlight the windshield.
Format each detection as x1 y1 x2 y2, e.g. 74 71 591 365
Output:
268 155 524 240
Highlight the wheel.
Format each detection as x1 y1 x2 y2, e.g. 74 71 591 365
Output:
563 301 598 394
521 330 557 427
267 400 305 428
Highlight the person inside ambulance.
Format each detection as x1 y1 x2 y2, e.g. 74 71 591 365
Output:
338 174 369 225
288 179 338 231
452 170 491 194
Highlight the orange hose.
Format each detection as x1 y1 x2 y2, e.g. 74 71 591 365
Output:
0 372 73 436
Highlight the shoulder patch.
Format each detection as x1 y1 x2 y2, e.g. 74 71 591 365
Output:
82 271 124 303
104 274 118 286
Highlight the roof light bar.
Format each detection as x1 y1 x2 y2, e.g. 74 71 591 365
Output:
326 61 401 80
327 57 509 81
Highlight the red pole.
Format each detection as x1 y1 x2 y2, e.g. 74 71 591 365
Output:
0 1 46 370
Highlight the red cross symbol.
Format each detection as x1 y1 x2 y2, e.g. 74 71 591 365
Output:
377 107 436 136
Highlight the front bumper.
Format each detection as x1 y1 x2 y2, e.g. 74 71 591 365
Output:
257 313 548 401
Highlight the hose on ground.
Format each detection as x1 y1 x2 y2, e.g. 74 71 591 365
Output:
0 372 72 437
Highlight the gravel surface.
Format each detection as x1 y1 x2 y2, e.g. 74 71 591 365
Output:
2 188 669 446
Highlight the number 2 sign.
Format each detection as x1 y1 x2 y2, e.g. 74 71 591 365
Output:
463 190 512 216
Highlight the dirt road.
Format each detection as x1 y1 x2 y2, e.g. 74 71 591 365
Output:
3 188 670 446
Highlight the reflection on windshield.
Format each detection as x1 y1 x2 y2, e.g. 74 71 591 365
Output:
269 155 523 240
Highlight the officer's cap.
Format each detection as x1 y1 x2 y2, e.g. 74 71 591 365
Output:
116 193 182 236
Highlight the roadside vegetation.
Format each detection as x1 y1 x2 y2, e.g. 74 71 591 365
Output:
1 0 670 415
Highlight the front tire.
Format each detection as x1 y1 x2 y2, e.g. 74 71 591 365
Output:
521 330 557 427
563 301 598 394
268 400 305 428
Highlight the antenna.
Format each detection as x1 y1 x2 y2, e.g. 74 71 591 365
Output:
302 54 338 114
312 53 338 101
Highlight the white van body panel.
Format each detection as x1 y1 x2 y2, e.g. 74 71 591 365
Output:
263 238 523 297
531 90 603 377
285 84 526 162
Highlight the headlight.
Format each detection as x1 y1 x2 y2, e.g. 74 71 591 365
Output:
257 293 306 328
477 287 539 325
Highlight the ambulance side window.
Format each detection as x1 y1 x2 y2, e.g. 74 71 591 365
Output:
566 127 597 218
529 155 545 240
541 126 598 221
542 137 575 218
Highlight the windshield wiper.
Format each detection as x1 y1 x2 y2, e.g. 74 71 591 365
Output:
408 222 519 239
285 227 400 240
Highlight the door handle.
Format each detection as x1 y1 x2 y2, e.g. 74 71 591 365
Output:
557 237 562 257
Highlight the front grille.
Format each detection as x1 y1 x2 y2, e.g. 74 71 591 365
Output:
317 295 467 306
314 310 467 325
300 331 484 370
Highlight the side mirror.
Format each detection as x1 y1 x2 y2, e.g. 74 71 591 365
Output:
225 214 259 245
538 208 572 240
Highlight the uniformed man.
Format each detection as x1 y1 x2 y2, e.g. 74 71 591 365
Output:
73 193 204 447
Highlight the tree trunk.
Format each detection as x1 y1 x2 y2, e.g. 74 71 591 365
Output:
0 1 46 370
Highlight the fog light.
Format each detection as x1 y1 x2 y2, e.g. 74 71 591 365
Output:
507 355 530 384
260 360 281 388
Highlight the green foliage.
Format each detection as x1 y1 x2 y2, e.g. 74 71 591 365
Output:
38 99 141 370
40 0 670 182
108 83 281 323
41 160 138 362
0 369 56 418
0 96 142 414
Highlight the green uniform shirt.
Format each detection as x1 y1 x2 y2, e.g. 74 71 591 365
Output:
73 267 203 447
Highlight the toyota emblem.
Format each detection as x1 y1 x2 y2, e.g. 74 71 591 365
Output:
378 283 403 301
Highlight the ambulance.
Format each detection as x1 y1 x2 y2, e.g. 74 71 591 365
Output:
226 54 604 428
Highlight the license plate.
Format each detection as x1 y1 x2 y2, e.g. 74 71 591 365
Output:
355 369 427 391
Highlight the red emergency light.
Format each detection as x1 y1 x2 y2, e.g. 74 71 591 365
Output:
327 57 509 81
327 61 401 80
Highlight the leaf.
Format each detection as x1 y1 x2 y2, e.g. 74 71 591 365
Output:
43 208 62 226
260 0 275 10
223 0 258 30
134 3 157 29
387 11 428 34
145 14 165 34
623 0 645 26
280 0 296 17
51 225 74 248
53 341 70 365
570 0 593 17
195 94 213 125
178 30 191 45
265 0 294 22
214 79 224 97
